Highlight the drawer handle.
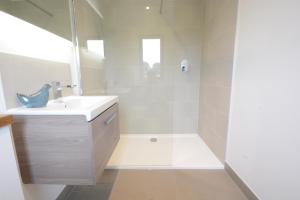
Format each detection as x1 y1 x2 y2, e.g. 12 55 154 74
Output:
105 114 116 125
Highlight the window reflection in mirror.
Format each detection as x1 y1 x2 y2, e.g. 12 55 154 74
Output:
74 0 106 96
87 40 105 58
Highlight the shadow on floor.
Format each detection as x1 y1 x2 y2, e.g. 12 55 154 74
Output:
56 170 119 200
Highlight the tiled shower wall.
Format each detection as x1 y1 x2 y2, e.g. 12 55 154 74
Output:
198 0 238 162
102 0 203 134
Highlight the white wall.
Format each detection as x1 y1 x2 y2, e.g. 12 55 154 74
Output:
0 75 25 200
227 0 300 199
0 127 25 200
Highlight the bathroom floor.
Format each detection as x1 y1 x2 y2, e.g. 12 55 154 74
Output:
107 134 223 169
57 169 247 200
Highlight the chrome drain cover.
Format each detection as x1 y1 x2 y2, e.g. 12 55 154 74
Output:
150 138 158 142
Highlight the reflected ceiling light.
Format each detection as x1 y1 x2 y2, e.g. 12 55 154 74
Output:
146 6 150 10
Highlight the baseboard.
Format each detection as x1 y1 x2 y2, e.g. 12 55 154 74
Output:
225 163 259 200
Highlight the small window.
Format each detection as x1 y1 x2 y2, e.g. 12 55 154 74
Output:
142 39 161 68
87 40 105 58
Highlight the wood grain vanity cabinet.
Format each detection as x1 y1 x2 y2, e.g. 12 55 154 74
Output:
11 104 119 185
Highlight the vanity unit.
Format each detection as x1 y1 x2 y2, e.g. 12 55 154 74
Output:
7 96 119 185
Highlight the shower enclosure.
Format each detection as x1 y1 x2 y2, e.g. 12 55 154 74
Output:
70 0 222 168
72 0 201 133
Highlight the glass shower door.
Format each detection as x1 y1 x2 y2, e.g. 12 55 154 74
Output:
71 0 202 168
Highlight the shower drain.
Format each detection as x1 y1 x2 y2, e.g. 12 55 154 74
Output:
150 138 158 142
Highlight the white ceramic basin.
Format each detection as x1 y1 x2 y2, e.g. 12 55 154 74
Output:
6 96 118 121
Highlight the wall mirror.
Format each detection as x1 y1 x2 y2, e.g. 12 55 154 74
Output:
0 0 72 40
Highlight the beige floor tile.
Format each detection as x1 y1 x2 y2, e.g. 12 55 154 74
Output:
109 170 247 200
174 170 247 200
109 170 177 200
57 170 248 200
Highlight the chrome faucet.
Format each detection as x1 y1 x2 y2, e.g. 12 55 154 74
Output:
51 81 76 100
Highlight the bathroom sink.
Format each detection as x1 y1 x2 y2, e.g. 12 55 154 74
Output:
6 96 118 121
10 96 120 184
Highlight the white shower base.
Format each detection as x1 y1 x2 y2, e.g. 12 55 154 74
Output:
107 134 223 169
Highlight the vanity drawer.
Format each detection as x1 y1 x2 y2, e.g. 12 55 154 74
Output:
11 103 120 185
90 103 119 140
90 104 120 183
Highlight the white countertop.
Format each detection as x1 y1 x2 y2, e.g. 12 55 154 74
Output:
6 96 119 121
